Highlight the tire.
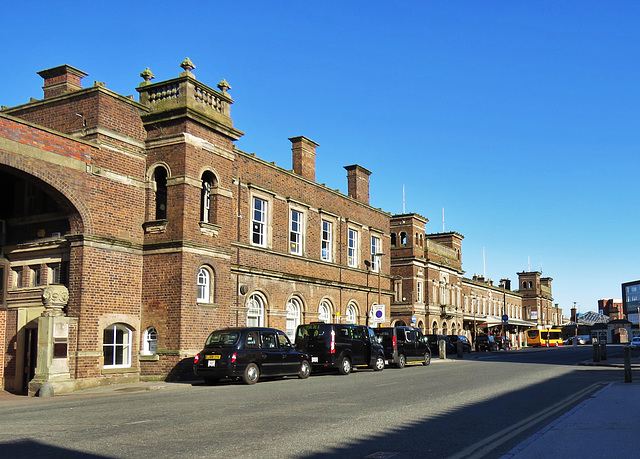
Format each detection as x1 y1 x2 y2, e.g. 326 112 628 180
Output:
397 353 406 369
373 354 385 371
338 356 352 375
242 363 260 385
298 360 311 379
422 352 431 366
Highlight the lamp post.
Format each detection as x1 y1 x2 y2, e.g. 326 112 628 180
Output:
373 252 384 327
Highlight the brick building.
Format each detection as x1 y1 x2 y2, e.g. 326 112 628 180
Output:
0 60 392 394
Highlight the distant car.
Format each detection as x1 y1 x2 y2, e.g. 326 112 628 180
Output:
193 327 311 385
425 334 456 355
564 337 587 345
447 334 472 353
629 337 640 349
475 334 498 352
374 326 431 368
494 336 512 350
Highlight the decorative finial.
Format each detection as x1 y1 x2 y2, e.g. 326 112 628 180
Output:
180 57 196 73
217 79 231 93
140 67 155 82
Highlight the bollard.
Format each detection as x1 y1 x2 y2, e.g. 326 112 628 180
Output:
593 342 601 362
439 339 447 360
457 340 463 359
624 346 632 383
600 342 607 360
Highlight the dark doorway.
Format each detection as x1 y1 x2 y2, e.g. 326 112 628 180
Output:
22 328 38 393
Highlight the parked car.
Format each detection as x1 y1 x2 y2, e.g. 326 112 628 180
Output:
475 334 499 352
564 336 587 345
494 336 512 350
629 337 640 349
374 326 431 368
425 334 456 355
447 334 472 353
193 327 311 385
295 323 385 375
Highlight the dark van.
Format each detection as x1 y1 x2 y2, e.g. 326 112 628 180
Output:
374 326 431 368
294 323 385 375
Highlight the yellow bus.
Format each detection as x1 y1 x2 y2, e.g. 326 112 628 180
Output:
526 328 563 347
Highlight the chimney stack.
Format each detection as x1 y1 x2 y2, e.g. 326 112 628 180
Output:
37 65 88 99
289 136 318 181
344 164 371 205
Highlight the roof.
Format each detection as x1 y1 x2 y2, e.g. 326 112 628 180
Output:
578 311 610 326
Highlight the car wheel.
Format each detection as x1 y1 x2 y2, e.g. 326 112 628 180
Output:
243 363 260 385
298 360 311 379
397 353 406 369
423 352 431 366
338 356 352 375
373 354 385 371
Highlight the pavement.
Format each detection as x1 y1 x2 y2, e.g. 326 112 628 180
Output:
1 351 639 458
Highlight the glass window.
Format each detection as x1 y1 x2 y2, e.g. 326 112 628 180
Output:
247 294 265 327
286 297 302 339
197 267 211 303
346 303 357 324
347 228 358 267
103 324 132 368
318 300 331 323
321 220 332 261
202 179 211 223
371 236 381 272
142 327 158 355
290 210 303 255
417 281 423 303
251 197 267 247
260 332 277 349
30 265 41 287
154 167 168 220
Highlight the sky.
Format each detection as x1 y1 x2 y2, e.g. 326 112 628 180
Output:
1 1 638 315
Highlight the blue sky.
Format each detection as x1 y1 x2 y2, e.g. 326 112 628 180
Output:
2 1 639 315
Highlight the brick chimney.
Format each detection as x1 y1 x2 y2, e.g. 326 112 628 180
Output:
289 136 318 181
344 164 371 205
37 65 88 99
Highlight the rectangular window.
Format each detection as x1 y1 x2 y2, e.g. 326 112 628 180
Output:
321 220 332 261
417 281 423 303
31 266 41 287
371 236 381 272
12 267 23 288
251 197 267 247
290 210 303 255
347 228 358 267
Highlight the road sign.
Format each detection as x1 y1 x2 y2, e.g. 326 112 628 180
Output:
411 315 417 323
371 304 386 324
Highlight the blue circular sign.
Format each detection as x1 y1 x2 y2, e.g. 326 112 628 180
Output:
502 314 508 322
375 310 383 319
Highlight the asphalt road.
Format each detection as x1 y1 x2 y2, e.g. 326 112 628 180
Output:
0 345 630 459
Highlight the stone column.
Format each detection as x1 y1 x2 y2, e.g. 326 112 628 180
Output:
28 285 77 396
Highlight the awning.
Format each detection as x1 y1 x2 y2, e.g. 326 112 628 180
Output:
462 315 536 328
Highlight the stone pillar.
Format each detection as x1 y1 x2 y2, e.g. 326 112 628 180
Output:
28 285 77 396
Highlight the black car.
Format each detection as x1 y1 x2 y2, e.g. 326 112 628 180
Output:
475 334 499 352
374 326 431 368
295 323 385 375
193 327 311 385
447 334 472 353
425 334 456 355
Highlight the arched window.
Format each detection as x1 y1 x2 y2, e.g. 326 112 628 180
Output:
154 167 168 220
103 323 132 368
201 174 212 223
247 293 265 327
142 327 158 355
400 232 407 245
432 321 438 335
286 297 302 339
442 323 448 335
318 300 331 323
390 233 396 247
345 303 357 324
197 267 212 303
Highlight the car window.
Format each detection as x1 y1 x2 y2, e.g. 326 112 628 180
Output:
205 330 240 347
404 330 415 342
261 332 277 349
353 327 365 340
245 331 260 349
277 331 291 348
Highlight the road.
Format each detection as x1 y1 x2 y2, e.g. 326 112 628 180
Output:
0 345 630 459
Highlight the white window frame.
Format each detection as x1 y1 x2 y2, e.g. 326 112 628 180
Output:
321 220 333 262
202 179 211 223
347 228 359 268
318 300 332 323
142 327 158 355
417 281 423 303
103 324 132 368
286 297 302 339
345 303 357 324
371 236 381 272
247 293 265 327
289 209 304 255
196 267 211 303
251 196 268 247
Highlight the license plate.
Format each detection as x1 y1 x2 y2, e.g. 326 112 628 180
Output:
207 360 216 367
311 356 318 363
206 355 221 359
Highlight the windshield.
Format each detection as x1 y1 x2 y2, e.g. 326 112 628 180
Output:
296 324 329 341
205 330 240 347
